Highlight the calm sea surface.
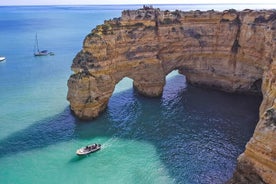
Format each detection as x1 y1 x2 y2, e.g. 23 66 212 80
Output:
0 4 271 184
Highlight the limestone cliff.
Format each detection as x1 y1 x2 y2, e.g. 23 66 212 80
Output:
228 60 276 184
67 8 276 183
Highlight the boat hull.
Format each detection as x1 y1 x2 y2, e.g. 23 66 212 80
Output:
34 51 48 56
34 51 54 56
76 144 101 156
34 53 48 56
0 57 6 62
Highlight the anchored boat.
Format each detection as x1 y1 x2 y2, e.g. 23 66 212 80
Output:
76 143 101 156
33 33 54 56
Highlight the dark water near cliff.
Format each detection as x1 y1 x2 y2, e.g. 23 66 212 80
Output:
0 4 267 184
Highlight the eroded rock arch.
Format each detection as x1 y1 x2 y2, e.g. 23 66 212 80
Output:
67 8 276 183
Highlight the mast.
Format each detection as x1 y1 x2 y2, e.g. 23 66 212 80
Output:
35 33 40 52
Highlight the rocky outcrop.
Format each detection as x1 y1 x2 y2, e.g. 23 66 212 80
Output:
228 60 276 184
67 8 276 183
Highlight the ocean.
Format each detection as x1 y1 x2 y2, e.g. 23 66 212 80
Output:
0 4 271 184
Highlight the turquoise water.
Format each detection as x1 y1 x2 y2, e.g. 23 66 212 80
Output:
0 4 268 184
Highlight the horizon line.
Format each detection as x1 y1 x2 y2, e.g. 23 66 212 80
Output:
1 3 276 6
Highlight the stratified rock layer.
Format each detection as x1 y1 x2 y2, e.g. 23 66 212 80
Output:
67 8 276 183
228 60 276 184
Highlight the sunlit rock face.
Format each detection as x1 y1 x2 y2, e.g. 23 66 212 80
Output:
67 7 276 183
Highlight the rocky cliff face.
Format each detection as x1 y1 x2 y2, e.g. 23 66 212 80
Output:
67 8 276 183
228 60 276 184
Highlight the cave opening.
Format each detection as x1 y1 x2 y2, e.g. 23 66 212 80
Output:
113 77 134 94
163 70 187 98
250 78 262 94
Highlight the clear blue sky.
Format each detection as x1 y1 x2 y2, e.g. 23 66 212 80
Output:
0 0 274 6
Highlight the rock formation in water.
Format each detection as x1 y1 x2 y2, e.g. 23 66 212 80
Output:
67 7 276 183
228 60 276 184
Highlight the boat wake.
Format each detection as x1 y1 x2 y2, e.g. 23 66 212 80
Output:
100 137 119 149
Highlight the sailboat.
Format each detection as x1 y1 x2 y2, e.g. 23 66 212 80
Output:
33 33 54 56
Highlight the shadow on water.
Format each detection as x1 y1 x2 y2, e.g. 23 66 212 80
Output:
69 154 97 163
69 155 87 163
0 107 78 158
0 75 262 184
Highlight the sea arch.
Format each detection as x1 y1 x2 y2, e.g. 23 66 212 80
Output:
67 58 165 119
67 49 261 121
67 8 276 183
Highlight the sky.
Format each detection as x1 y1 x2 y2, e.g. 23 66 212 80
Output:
0 0 275 6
